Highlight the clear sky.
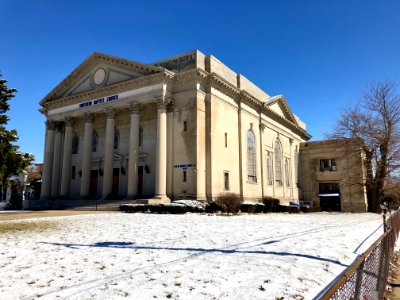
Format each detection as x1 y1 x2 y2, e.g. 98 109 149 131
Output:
1 0 400 162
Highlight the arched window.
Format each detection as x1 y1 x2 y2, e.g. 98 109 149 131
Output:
92 131 98 152
266 151 273 185
114 129 119 150
285 158 290 187
274 140 282 185
294 150 299 187
139 126 143 147
72 134 79 155
247 129 257 182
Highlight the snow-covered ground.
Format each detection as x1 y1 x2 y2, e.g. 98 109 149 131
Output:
0 212 383 299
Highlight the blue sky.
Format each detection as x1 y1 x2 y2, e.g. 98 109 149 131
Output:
1 0 400 162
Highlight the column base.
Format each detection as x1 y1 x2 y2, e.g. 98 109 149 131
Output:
149 195 171 204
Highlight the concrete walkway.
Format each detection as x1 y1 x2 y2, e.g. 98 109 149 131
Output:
386 252 400 299
0 210 114 221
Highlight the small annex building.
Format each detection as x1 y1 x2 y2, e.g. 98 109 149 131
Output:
299 139 368 212
38 50 368 212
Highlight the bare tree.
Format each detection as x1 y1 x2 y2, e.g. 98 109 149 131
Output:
328 81 400 212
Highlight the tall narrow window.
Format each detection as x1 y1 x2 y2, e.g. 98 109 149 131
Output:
72 134 79 154
266 152 273 185
114 129 119 150
294 150 299 187
285 158 290 187
183 121 187 132
139 126 143 147
274 140 282 185
224 172 230 190
225 133 228 148
71 166 76 180
247 129 257 182
92 131 98 152
183 170 187 182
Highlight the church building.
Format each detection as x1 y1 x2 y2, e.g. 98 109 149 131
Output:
38 50 367 211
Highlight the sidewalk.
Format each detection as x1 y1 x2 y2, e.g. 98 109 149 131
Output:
0 210 113 221
387 252 400 299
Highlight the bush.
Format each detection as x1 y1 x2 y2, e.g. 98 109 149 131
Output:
119 203 188 214
241 203 265 213
215 193 242 214
287 206 300 213
262 197 280 213
205 201 224 213
300 206 320 213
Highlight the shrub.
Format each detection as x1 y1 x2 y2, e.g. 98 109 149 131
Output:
241 203 265 213
262 197 280 213
119 203 187 214
205 201 224 213
215 193 242 214
287 206 300 213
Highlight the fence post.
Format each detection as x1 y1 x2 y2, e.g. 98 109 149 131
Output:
383 214 387 232
354 261 365 299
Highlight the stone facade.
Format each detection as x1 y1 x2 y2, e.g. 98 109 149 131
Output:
38 50 367 211
299 139 368 212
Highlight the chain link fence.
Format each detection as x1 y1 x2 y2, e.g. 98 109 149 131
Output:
318 209 400 299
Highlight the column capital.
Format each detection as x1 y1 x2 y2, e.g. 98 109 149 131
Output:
259 123 266 132
166 99 174 113
46 120 56 130
65 116 74 127
129 102 141 114
157 97 173 110
83 112 93 123
104 107 115 119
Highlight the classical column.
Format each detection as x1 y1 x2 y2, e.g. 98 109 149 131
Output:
51 124 62 198
40 120 56 200
166 100 174 197
60 117 74 198
102 108 115 198
127 102 140 199
80 113 93 198
152 98 170 203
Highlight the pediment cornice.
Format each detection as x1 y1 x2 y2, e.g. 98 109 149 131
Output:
40 52 164 106
41 70 174 113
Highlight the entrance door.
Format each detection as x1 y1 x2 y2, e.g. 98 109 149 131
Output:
320 196 341 211
137 166 144 197
112 168 119 198
89 170 98 199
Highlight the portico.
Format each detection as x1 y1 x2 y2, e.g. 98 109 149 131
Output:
40 73 174 203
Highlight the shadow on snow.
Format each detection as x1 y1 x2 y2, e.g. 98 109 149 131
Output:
39 240 348 267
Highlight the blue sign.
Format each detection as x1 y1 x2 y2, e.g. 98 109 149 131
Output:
174 163 195 169
79 94 119 109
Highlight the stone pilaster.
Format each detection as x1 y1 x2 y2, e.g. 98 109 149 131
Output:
102 108 115 198
166 100 174 197
80 113 93 198
60 117 74 198
127 102 140 199
259 123 266 199
40 120 56 201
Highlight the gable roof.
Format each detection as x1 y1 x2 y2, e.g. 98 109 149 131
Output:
263 94 298 125
40 52 163 106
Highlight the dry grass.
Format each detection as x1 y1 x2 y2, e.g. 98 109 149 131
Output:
0 220 59 234
0 210 111 221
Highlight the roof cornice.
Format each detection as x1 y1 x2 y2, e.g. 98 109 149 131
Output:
40 71 173 113
40 52 164 106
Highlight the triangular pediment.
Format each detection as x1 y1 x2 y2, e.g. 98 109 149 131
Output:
40 52 163 105
264 95 298 125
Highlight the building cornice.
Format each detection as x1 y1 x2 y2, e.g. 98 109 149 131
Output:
40 52 164 106
40 71 174 114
